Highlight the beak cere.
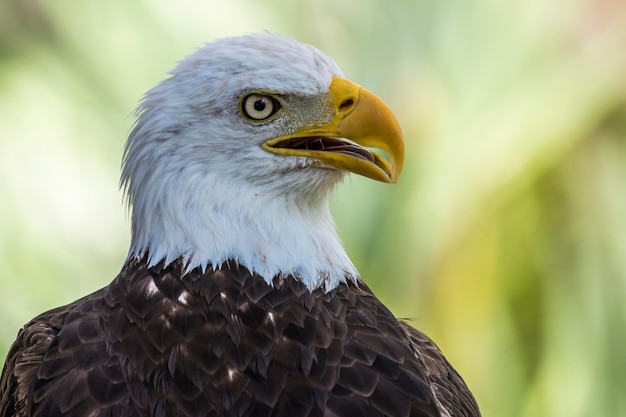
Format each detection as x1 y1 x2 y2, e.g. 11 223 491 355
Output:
263 77 404 183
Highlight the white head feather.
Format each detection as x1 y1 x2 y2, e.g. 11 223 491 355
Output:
121 33 359 291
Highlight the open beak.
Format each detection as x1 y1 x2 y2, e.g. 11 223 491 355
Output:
262 76 404 183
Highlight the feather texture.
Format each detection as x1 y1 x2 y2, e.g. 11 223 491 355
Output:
1 258 479 417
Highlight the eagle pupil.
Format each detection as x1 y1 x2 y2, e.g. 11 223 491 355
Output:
254 99 266 111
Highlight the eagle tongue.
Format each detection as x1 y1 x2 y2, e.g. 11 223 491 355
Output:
321 139 376 163
275 137 376 163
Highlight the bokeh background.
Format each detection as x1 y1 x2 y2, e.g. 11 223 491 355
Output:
1 1 625 415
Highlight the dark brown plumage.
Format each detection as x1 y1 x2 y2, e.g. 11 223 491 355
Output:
1 257 479 417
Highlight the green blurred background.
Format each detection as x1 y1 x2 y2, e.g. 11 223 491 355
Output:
1 0 625 415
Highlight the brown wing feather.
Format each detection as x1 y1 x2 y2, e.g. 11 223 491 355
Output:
401 324 481 417
1 320 57 417
0 258 480 417
0 292 139 417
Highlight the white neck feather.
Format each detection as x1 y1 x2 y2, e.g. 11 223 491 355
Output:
126 171 359 291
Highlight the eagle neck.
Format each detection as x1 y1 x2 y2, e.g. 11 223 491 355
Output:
126 175 359 292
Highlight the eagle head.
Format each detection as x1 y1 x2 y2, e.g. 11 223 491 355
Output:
120 33 404 290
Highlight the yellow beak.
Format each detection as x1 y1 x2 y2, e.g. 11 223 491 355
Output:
262 76 404 183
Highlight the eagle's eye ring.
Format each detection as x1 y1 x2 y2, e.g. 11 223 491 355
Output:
240 93 281 122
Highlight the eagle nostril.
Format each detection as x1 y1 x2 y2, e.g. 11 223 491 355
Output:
338 98 354 112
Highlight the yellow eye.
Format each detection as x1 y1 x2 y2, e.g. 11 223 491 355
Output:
240 94 281 121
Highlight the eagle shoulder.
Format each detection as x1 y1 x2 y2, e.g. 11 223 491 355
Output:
321 283 441 417
401 324 481 417
1 315 58 417
0 292 136 417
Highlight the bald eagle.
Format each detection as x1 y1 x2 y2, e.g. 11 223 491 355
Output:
0 34 480 417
